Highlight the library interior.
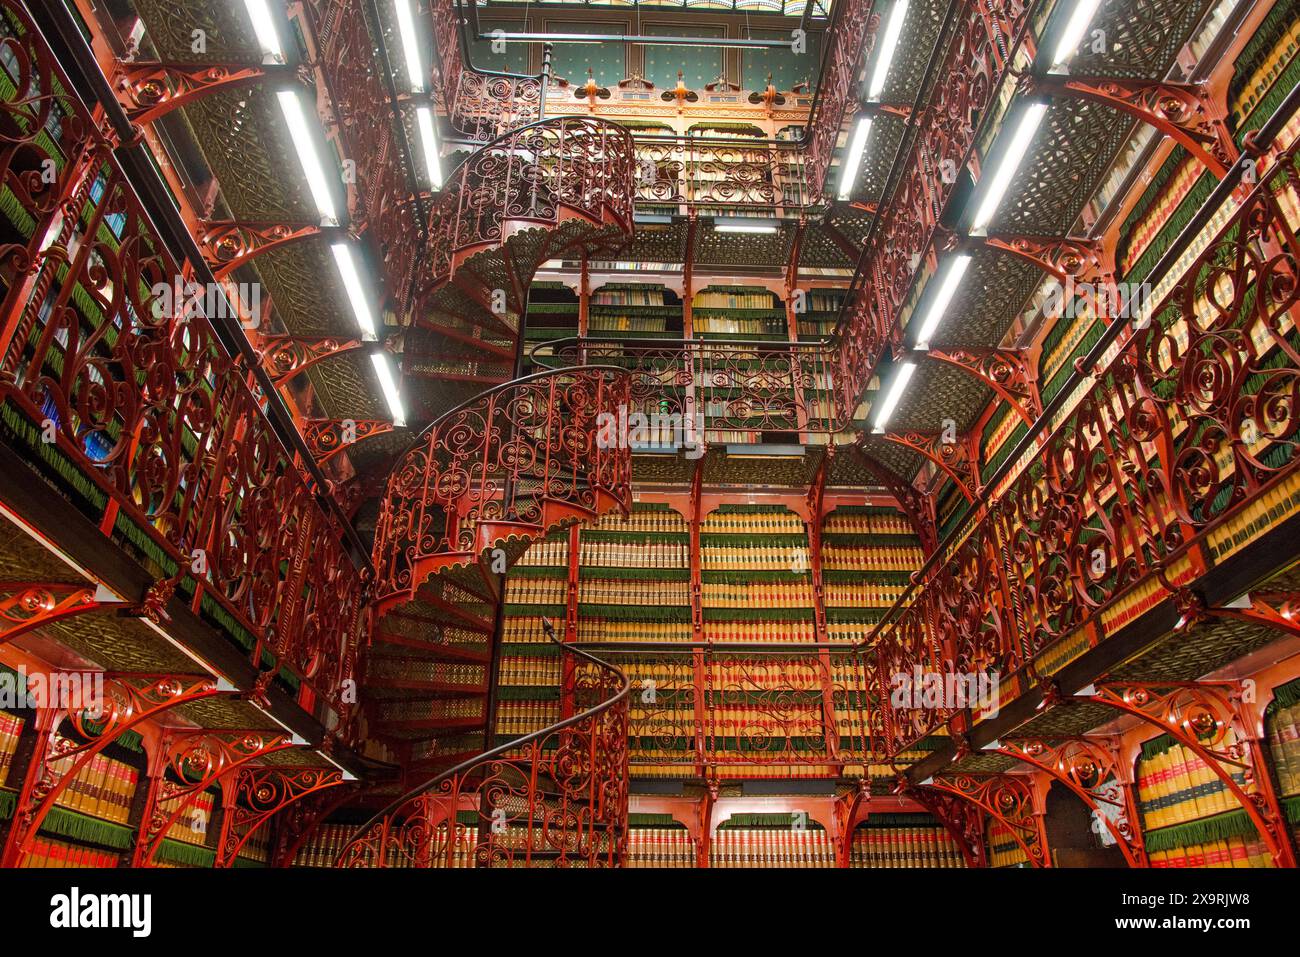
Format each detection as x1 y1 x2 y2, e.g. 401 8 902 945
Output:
1 0 1300 876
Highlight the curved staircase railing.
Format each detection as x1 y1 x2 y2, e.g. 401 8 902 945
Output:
339 619 630 867
404 116 636 413
372 365 632 615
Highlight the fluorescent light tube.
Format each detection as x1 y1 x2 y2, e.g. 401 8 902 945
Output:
969 101 1047 233
394 0 425 92
330 242 377 340
836 115 872 201
416 105 443 189
277 89 339 225
1052 0 1103 67
866 0 909 100
913 254 971 348
370 352 406 427
242 0 284 63
872 361 916 433
715 217 779 234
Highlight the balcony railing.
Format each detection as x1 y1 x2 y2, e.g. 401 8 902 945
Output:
0 0 365 724
864 130 1300 759
531 336 852 444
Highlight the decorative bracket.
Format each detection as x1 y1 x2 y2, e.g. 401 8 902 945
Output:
0 583 113 647
113 61 293 126
977 233 1112 284
254 335 366 388
215 766 346 867
925 772 1049 867
881 428 981 503
303 418 396 466
1029 74 1238 178
199 221 324 279
926 347 1042 427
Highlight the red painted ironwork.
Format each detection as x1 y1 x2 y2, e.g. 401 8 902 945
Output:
926 772 1049 867
863 135 1300 760
926 347 1043 426
0 0 366 724
135 729 301 866
533 336 846 441
255 334 369 387
215 766 346 867
199 221 323 280
111 61 286 127
303 418 396 466
372 366 632 614
803 0 877 199
1 673 227 866
0 584 105 646
336 626 629 867
635 137 811 211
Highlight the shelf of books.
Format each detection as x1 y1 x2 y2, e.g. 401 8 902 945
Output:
849 813 967 867
588 283 683 338
576 504 695 777
986 818 1031 867
626 814 696 867
1136 731 1277 868
822 505 924 645
709 815 835 867
1265 677 1300 851
521 281 579 352
290 810 484 867
796 287 844 342
701 506 826 777
495 527 571 745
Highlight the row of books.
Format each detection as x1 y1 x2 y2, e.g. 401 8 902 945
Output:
626 829 696 867
822 544 925 571
1137 731 1253 830
293 823 358 867
701 581 814 608
503 615 556 643
380 698 483 724
504 578 567 606
702 510 805 535
589 509 687 534
987 819 1031 867
702 621 817 642
576 620 693 642
708 828 835 867
498 655 563 687
18 838 121 868
1150 837 1276 868
1266 697 1300 797
1120 158 1204 276
579 579 691 604
0 710 23 782
516 538 568 567
162 790 215 845
578 540 689 568
701 544 811 570
824 582 910 608
694 316 787 336
589 315 669 333
826 620 882 643
695 290 780 310
1228 10 1299 127
47 741 140 826
849 825 966 868
824 509 917 537
591 287 668 307
495 700 562 738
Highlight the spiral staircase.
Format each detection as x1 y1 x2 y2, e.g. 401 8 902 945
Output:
350 105 638 833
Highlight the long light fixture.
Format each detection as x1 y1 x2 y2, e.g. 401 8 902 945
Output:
370 352 407 427
1052 0 1103 67
913 254 971 349
836 116 872 201
715 216 779 234
872 361 917 433
393 0 425 92
242 0 284 63
277 89 339 225
866 0 909 100
415 105 443 189
330 242 378 340
969 101 1048 233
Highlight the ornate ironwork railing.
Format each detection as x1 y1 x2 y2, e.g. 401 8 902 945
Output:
372 366 632 613
801 0 876 200
0 0 364 722
531 336 850 442
432 0 544 143
635 137 814 211
337 621 629 867
599 645 874 773
864 132 1300 759
416 117 636 310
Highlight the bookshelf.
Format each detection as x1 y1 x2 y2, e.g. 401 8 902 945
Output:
986 818 1031 868
850 813 967 867
1136 731 1276 868
710 815 835 867
822 505 924 644
589 283 683 337
1265 677 1300 853
626 814 695 867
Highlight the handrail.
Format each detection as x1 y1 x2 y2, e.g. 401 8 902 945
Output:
337 618 631 867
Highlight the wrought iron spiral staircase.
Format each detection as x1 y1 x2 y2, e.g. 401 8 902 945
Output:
341 619 629 867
